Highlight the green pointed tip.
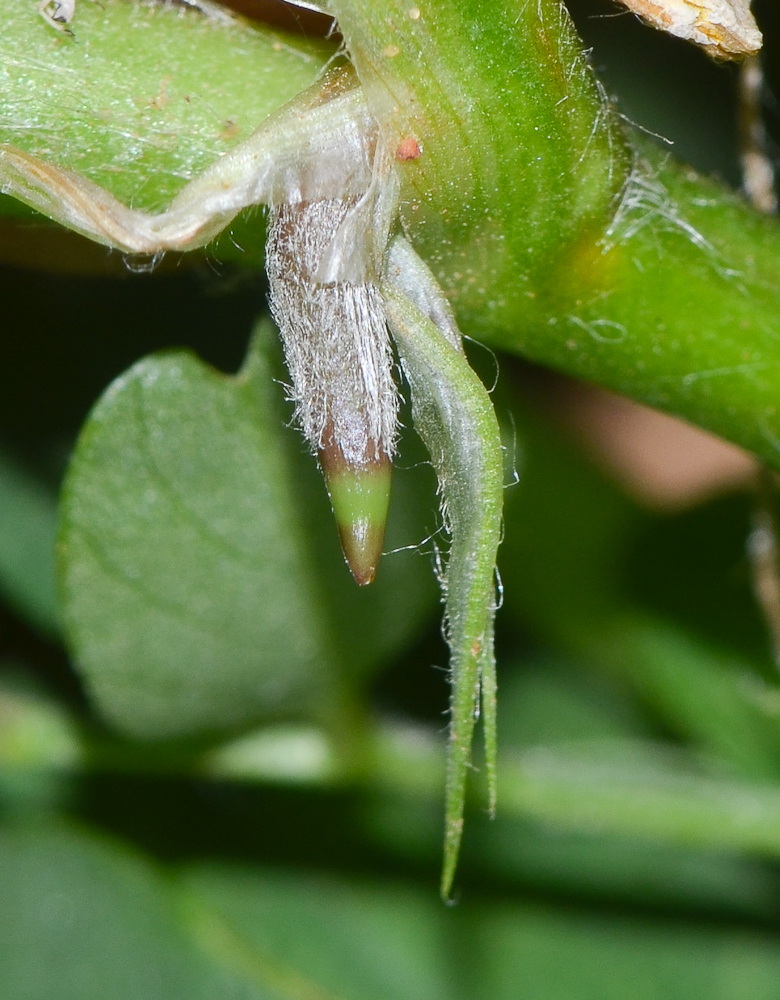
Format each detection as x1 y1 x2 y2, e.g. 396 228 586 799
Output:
320 449 392 586
441 812 464 904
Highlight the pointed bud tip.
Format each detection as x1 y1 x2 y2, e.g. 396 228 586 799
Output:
320 450 392 586
338 516 384 586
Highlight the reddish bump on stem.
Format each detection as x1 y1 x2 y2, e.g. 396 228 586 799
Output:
319 433 392 586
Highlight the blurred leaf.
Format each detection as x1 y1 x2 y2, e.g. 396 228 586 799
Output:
626 494 770 663
182 862 454 1000
0 672 80 815
58 322 333 739
0 449 59 636
495 653 652 749
0 822 266 1000
582 612 780 779
470 901 780 1000
6 819 780 1000
0 674 81 770
58 320 438 741
496 741 780 858
468 818 780 922
183 851 780 1000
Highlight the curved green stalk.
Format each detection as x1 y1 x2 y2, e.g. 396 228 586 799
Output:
383 243 503 901
6 0 780 469
329 0 628 318
325 0 780 471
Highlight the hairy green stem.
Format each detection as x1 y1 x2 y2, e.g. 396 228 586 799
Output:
330 0 780 469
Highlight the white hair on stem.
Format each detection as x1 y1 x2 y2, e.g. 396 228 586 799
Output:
266 198 398 466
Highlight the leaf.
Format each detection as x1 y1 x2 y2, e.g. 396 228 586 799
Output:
6 819 780 1000
495 391 780 777
0 822 268 1000
581 612 780 779
58 320 438 742
470 898 780 1000
495 740 780 858
58 323 330 739
0 820 452 1000
0 0 330 211
181 862 454 1000
383 251 504 900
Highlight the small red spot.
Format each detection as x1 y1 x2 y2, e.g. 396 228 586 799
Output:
396 136 421 162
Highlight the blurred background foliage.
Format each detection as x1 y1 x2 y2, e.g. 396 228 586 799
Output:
4 0 780 997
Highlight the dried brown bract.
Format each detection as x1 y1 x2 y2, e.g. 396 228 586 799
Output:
615 0 762 59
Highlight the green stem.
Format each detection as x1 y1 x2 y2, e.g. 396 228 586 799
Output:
6 0 780 466
329 0 780 469
331 0 626 307
8 685 780 866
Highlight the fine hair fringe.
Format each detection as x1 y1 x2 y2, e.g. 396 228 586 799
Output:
266 198 398 466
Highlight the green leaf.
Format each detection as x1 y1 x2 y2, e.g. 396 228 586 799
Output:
0 822 267 1000
495 741 780 858
7 819 780 1000
468 815 780 921
470 900 780 1000
182 862 453 1000
57 320 437 742
0 0 330 211
384 250 504 900
579 612 780 780
58 322 332 740
496 391 780 778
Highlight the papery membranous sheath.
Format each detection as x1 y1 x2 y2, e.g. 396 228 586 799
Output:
0 65 376 254
613 0 762 59
266 198 398 584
